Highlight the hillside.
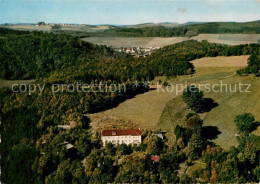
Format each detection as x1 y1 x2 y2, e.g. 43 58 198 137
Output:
0 29 259 183
83 34 260 48
87 21 260 37
124 22 179 28
90 56 260 150
3 21 259 38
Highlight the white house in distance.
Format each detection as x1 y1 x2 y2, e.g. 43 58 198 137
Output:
101 129 142 145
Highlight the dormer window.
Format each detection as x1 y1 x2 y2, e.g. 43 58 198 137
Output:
112 131 116 136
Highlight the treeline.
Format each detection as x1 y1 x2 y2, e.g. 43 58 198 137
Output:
237 46 260 76
147 40 259 78
0 27 30 36
43 40 260 85
89 21 260 37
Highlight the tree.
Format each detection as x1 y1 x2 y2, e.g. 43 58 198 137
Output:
182 85 204 112
248 51 260 76
234 113 255 134
185 113 202 128
253 166 260 181
105 142 116 156
188 126 205 160
143 134 164 155
117 144 132 156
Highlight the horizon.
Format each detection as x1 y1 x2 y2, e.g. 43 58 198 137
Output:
0 0 259 25
1 20 260 26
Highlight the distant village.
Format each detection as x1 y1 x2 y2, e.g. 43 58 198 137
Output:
113 46 161 58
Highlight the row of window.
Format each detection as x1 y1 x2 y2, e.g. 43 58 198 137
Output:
104 136 140 139
106 139 140 144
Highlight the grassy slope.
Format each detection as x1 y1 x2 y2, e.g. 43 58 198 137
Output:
201 77 260 149
91 56 259 150
157 67 260 149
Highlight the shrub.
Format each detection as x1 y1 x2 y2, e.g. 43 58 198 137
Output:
234 113 255 134
182 86 204 113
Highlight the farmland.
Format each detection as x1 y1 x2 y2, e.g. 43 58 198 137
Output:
0 24 111 32
191 55 249 68
82 36 189 48
90 55 260 149
83 34 260 47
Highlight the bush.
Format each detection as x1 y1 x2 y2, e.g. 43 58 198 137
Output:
182 85 204 113
234 113 255 134
236 68 250 76
185 113 202 128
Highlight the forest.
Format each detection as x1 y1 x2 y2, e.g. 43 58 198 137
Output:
0 28 260 183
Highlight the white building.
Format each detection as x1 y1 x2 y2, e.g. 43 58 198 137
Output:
101 129 142 145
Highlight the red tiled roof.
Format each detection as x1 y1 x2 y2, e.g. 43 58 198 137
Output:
102 129 141 136
143 155 160 163
151 155 160 163
69 121 77 128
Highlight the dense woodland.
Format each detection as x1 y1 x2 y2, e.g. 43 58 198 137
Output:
0 28 260 183
0 28 128 80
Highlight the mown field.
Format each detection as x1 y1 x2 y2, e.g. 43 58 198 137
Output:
83 34 260 47
90 55 260 149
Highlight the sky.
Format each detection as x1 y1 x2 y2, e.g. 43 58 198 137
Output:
0 0 259 25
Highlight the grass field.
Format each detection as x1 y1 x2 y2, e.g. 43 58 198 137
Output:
90 55 260 150
191 55 249 68
0 79 35 88
82 34 260 47
193 34 260 45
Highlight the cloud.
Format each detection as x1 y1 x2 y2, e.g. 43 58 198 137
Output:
177 8 187 13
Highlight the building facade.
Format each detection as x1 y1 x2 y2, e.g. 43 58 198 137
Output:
101 129 142 145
